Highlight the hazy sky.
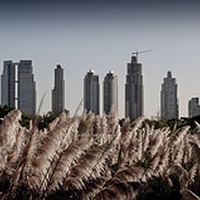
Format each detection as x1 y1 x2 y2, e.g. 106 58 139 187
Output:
0 0 200 118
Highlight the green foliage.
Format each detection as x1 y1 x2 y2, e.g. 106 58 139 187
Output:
0 105 14 120
20 112 33 129
37 112 56 131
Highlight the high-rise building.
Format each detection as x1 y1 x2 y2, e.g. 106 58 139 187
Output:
103 71 118 115
52 65 65 115
1 61 16 108
18 60 36 115
125 55 144 120
1 60 36 116
188 97 200 118
161 71 178 119
84 69 99 115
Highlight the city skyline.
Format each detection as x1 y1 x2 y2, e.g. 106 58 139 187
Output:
0 0 200 118
1 58 200 119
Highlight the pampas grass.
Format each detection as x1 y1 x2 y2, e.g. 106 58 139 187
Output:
0 109 200 199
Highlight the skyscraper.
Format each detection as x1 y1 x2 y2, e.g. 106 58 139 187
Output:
52 65 65 115
18 60 36 115
103 71 118 115
161 71 178 119
84 69 99 115
188 97 200 118
125 55 144 120
1 61 16 108
1 60 36 116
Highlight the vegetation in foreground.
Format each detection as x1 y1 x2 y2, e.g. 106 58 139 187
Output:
0 109 200 199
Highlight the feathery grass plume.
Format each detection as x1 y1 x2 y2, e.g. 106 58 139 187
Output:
170 164 189 188
183 136 192 164
154 148 169 175
168 127 188 166
47 137 93 191
195 121 200 131
127 128 143 165
170 126 190 146
64 128 121 191
95 113 108 145
141 124 151 154
19 129 40 183
92 115 101 144
130 116 145 134
147 155 160 175
111 166 145 184
181 188 200 200
147 129 165 157
27 117 76 192
93 181 141 200
0 109 21 155
184 163 198 187
117 118 131 169
4 127 27 176
8 118 42 198
0 109 22 179
188 141 200 163
78 111 95 137
126 116 145 150
172 140 184 166
48 116 60 131
80 175 111 200
0 128 27 199
107 107 118 136
118 117 145 169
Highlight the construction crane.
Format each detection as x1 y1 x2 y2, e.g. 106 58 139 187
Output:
132 50 153 59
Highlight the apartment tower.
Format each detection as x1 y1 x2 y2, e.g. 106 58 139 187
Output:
125 55 144 120
188 97 200 118
103 71 118 115
1 60 36 115
84 69 100 115
18 60 36 115
1 61 16 108
161 71 179 119
52 65 65 115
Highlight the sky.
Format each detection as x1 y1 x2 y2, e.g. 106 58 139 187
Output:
0 0 200 118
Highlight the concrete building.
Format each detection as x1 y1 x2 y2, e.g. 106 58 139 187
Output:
52 65 65 115
1 61 16 108
18 60 36 115
103 71 118 115
1 60 36 116
84 69 99 115
125 55 144 120
161 71 179 119
188 97 200 118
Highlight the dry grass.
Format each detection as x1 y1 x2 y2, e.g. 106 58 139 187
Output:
0 109 199 199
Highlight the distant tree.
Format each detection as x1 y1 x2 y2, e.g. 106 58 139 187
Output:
0 105 14 117
0 105 14 123
20 112 33 129
37 111 56 130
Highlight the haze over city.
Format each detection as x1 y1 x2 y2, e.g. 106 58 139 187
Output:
0 0 200 118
